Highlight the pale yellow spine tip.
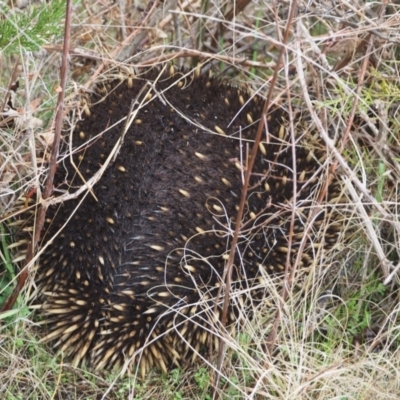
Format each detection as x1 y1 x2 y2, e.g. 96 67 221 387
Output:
215 125 226 136
178 189 190 198
259 142 267 156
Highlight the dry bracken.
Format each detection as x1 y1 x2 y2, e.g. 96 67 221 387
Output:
19 69 344 376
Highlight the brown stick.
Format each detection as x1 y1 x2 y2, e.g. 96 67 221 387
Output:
43 46 276 71
1 0 73 313
213 0 299 392
265 0 390 353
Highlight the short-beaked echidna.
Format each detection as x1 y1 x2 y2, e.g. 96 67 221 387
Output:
31 68 343 375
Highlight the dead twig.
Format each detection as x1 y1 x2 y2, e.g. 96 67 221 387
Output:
1 0 73 313
214 0 299 396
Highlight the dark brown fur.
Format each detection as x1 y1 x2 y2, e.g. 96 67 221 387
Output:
34 69 342 375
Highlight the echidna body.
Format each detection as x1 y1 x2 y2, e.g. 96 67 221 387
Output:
33 69 342 374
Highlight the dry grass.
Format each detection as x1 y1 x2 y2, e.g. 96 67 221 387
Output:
1 0 400 399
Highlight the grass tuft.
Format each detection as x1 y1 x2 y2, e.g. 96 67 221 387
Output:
0 0 67 55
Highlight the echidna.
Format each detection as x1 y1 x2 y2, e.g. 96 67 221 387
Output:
27 68 343 375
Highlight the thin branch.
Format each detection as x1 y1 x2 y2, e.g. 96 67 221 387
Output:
1 0 73 313
214 0 299 393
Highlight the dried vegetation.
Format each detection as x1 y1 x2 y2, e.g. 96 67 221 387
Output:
1 0 400 399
